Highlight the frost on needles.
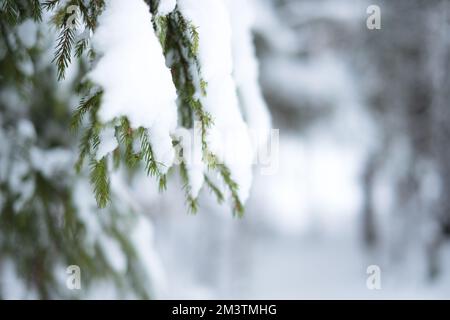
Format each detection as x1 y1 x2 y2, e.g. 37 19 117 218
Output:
45 0 271 216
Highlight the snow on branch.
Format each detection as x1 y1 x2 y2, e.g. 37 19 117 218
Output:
44 0 270 215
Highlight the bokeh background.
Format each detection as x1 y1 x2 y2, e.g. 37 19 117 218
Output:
151 0 450 299
1 0 450 299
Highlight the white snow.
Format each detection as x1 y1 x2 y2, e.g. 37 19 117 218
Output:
173 125 205 199
226 0 271 147
99 234 128 273
9 160 34 212
157 0 176 16
74 176 166 297
130 214 168 298
0 259 37 299
177 0 233 81
89 0 178 172
74 180 102 243
178 0 254 203
17 19 38 49
30 147 73 177
17 118 36 140
95 126 118 160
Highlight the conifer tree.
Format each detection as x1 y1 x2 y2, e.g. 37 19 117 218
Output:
0 0 269 298
39 0 260 216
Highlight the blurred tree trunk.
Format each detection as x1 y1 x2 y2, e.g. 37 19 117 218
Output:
362 154 381 248
428 0 450 278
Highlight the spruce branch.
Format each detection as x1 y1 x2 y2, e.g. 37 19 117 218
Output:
1 0 20 25
46 0 106 79
204 174 224 204
1 0 42 25
74 37 89 58
153 6 247 215
71 90 103 131
180 161 199 213
137 127 160 177
216 163 244 217
75 125 93 172
90 156 110 208
162 9 213 157
41 0 61 11
53 25 75 80
30 0 42 21
74 93 101 173
188 24 199 57
58 0 248 214
117 117 139 168
158 174 167 192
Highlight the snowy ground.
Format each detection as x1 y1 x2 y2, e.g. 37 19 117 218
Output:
157 216 450 299
150 133 450 300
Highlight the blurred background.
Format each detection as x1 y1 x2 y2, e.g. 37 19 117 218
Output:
1 0 450 299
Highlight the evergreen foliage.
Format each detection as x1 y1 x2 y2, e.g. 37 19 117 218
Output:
152 3 244 215
0 0 252 298
0 0 153 298
39 0 247 215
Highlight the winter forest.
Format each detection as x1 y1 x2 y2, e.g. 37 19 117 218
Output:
0 0 450 299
